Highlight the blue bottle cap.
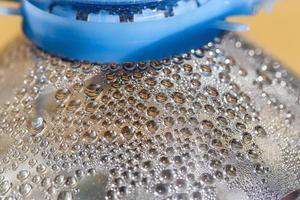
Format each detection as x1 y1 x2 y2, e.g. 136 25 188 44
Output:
0 0 276 63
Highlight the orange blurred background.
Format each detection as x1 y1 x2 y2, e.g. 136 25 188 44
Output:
0 0 299 75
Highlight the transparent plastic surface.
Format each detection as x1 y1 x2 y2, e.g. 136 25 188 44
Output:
0 33 299 200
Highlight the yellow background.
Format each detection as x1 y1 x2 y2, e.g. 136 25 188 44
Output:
0 0 299 75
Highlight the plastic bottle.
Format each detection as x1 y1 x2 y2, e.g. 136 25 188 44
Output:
0 0 299 199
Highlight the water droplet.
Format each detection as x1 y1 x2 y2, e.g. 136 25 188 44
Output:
66 99 81 112
155 183 169 196
27 117 45 136
223 93 238 105
204 86 219 98
230 139 243 150
65 176 77 187
0 180 12 195
17 170 30 181
219 72 231 83
175 179 187 190
84 83 102 99
55 89 70 101
161 169 173 182
225 164 237 177
210 159 222 169
248 149 259 159
254 163 267 175
146 120 158 133
36 164 47 174
147 106 159 117
120 126 133 141
54 175 65 185
254 126 267 138
138 89 151 100
19 183 32 196
200 65 212 76
200 173 214 185
57 191 73 200
242 132 252 144
172 92 186 104
201 120 214 130
82 130 98 143
191 191 202 200
155 92 167 103
85 102 98 113
211 139 223 148
103 130 117 142
161 79 174 88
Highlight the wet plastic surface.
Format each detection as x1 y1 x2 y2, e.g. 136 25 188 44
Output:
0 33 299 200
